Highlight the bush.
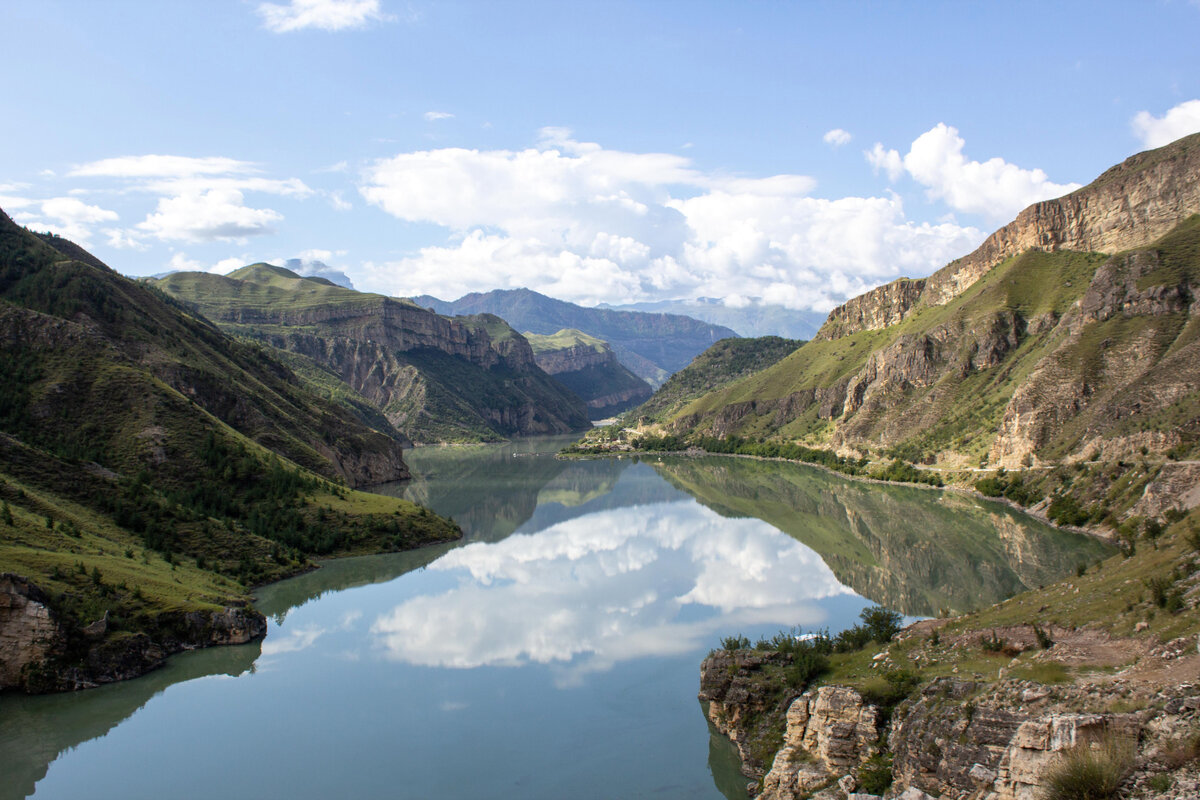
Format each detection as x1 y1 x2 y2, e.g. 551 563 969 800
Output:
721 634 751 651
861 606 903 643
1043 738 1133 800
856 752 893 795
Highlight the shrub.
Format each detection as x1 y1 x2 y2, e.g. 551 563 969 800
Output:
856 753 893 795
1034 625 1054 649
721 634 751 651
1043 737 1133 800
861 606 903 643
981 632 1006 652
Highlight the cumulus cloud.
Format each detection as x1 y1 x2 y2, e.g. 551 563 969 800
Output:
138 189 282 242
823 128 852 147
258 0 390 32
868 123 1080 221
20 197 119 244
369 502 848 679
1131 99 1200 149
71 154 308 244
358 128 983 310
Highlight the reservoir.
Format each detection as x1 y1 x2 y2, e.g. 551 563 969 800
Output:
0 436 1109 799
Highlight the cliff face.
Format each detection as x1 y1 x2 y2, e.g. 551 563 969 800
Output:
525 329 653 419
0 573 267 692
156 270 591 443
662 136 1200 482
817 132 1200 341
709 671 1198 800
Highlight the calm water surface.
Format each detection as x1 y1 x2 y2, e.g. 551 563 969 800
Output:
0 437 1110 799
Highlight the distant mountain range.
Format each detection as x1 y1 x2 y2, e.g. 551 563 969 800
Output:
154 266 591 444
411 288 738 387
600 298 824 340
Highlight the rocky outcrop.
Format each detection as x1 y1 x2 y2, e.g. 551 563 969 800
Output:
699 649 799 778
818 279 927 341
817 132 1200 341
737 674 1200 800
526 331 654 419
0 574 65 687
759 687 883 800
0 573 267 693
988 245 1197 468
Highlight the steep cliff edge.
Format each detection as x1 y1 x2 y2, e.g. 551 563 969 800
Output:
524 329 653 418
155 267 591 443
638 134 1200 532
818 132 1200 341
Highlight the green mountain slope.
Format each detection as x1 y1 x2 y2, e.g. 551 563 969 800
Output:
617 135 1200 531
155 267 591 443
524 329 652 419
412 287 738 386
0 211 459 692
630 335 803 425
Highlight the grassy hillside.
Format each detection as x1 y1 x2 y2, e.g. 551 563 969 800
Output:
0 212 459 691
155 269 591 443
630 336 804 425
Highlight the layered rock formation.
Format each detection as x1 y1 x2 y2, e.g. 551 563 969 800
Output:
525 329 653 419
0 573 267 692
156 267 591 443
818 132 1200 341
709 669 1199 800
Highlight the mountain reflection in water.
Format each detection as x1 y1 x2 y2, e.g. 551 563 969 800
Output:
0 439 1110 800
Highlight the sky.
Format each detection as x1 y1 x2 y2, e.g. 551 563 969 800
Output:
2 0 1199 312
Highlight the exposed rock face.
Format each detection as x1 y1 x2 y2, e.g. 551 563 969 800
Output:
817 132 1200 340
817 279 927 341
0 574 65 687
527 333 653 419
0 573 267 693
759 687 883 800
699 649 798 778
988 247 1198 468
734 675 1196 800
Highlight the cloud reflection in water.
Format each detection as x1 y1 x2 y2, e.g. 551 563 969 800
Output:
370 501 852 681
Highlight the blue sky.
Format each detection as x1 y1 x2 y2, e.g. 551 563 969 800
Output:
2 0 1199 311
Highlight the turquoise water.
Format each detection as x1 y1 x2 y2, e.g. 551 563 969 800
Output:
0 438 1108 799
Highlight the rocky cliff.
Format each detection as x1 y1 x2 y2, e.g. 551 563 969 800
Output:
708 659 1200 800
654 135 1200 498
818 132 1200 341
156 268 591 443
525 329 653 418
0 573 266 692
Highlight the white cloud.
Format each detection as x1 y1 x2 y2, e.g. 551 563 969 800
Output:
138 189 282 242
105 228 148 250
424 111 455 122
258 0 390 32
71 154 308 245
358 128 983 310
70 155 257 179
823 128 852 147
369 502 848 678
167 252 204 272
1131 99 1200 149
867 124 1081 221
22 197 119 244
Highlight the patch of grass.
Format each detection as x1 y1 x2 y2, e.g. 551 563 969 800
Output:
1012 661 1071 684
1043 737 1134 800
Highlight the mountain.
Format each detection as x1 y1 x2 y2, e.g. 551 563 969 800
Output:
602 298 825 339
0 210 459 692
523 329 653 419
630 133 1200 523
154 266 591 444
410 288 738 387
629 336 804 425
